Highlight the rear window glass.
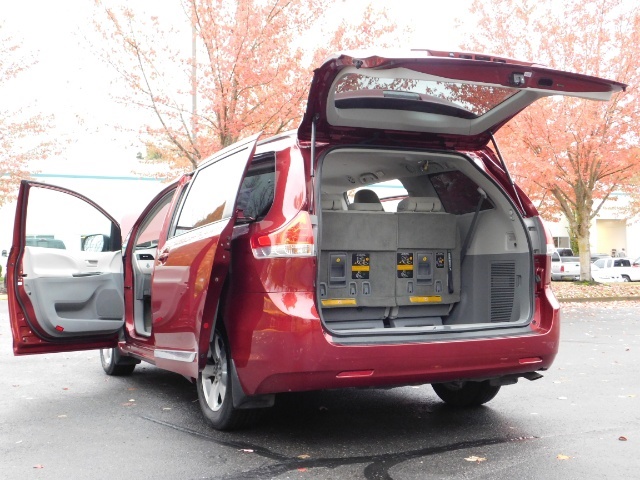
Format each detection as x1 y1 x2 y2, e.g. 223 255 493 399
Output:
334 74 519 118
614 259 631 267
429 171 493 215
347 180 407 212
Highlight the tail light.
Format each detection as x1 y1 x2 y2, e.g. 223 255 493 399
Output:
251 210 315 258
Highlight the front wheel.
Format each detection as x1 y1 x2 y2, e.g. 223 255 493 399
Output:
100 347 137 376
197 329 259 430
622 275 631 282
432 380 501 407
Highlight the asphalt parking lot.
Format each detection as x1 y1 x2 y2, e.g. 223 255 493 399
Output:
1 300 639 479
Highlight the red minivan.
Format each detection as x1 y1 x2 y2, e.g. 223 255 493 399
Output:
6 50 625 430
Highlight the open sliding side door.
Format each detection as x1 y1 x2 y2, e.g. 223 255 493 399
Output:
150 133 261 378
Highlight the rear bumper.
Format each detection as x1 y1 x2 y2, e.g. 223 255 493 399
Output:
225 289 560 395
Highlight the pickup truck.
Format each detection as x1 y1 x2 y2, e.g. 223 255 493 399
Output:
591 257 639 282
551 251 581 281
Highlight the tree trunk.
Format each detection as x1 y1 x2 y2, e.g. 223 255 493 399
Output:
576 222 592 282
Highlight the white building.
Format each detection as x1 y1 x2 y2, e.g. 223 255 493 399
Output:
547 193 639 260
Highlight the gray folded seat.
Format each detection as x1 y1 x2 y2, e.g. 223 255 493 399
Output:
319 190 396 330
392 197 460 327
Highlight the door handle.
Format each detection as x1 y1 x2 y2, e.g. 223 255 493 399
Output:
157 250 169 264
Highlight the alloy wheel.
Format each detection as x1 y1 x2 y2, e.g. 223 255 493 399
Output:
201 334 228 412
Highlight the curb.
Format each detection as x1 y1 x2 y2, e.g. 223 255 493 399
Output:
558 296 640 303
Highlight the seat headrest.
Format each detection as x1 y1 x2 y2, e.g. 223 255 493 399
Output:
397 197 443 212
321 194 347 211
348 189 384 211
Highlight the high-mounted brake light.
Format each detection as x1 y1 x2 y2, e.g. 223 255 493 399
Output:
251 211 315 258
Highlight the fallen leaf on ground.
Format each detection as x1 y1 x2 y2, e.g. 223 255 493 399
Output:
33 464 44 469
464 456 486 463
62 387 69 391
162 407 171 411
297 468 307 472
121 402 134 406
128 388 137 391
239 449 254 453
128 398 135 402
619 436 628 441
557 454 570 460
297 454 310 459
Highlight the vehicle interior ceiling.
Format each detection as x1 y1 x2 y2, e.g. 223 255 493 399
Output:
317 147 534 335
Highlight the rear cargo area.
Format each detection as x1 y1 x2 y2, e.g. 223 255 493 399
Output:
317 148 534 335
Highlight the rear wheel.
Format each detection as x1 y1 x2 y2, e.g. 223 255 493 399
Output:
622 275 631 282
197 328 260 430
100 347 137 376
432 380 501 407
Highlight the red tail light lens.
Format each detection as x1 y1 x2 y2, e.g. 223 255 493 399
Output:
251 211 315 258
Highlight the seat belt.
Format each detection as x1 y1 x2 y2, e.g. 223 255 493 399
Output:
460 188 487 266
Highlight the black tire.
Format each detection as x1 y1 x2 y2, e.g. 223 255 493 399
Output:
196 328 260 430
432 380 501 407
622 275 631 282
100 347 137 376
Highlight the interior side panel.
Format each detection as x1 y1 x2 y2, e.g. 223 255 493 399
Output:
21 247 124 337
446 252 531 325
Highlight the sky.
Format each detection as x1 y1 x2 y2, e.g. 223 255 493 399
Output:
0 0 472 250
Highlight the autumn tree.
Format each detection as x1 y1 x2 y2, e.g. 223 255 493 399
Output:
0 23 52 207
464 0 640 280
93 0 400 174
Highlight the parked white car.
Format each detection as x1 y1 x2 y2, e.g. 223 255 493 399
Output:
551 251 580 281
591 257 639 283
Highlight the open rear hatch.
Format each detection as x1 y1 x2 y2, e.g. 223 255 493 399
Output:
298 49 625 148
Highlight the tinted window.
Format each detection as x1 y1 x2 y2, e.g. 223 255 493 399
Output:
174 154 248 235
236 163 275 219
135 192 174 248
429 171 493 214
614 259 631 267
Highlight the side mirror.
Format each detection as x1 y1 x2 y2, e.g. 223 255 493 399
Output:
82 234 109 252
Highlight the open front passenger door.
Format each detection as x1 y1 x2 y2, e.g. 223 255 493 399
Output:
7 181 124 355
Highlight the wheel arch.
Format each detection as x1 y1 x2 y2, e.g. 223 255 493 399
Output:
197 278 274 410
196 277 231 372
